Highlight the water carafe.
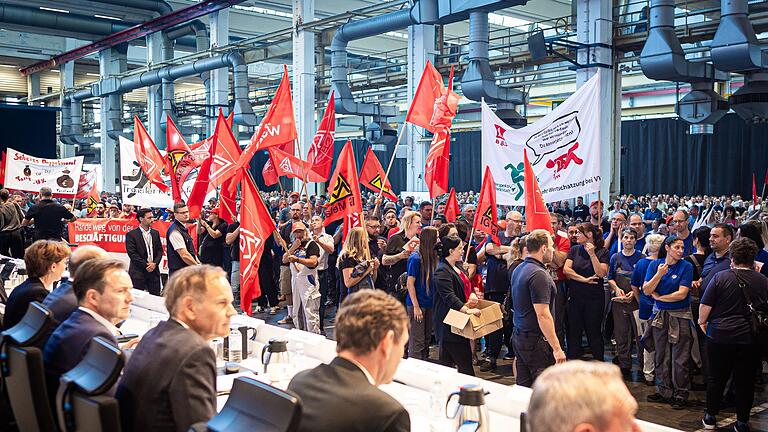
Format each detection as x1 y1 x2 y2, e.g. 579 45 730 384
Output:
446 385 489 432
261 338 290 382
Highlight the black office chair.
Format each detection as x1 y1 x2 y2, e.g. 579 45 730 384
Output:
0 301 57 432
56 336 124 432
190 377 302 432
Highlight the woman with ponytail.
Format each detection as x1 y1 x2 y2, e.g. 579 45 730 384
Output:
433 234 481 376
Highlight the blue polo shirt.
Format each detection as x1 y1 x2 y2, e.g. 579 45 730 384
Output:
643 208 662 227
405 252 434 309
671 233 695 257
631 257 655 319
635 236 646 254
608 250 644 280
644 259 693 311
701 251 731 295
511 257 557 334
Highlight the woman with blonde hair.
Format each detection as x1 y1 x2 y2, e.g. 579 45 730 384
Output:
337 227 379 301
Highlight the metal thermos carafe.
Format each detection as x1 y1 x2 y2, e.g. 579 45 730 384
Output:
446 384 489 432
261 338 290 377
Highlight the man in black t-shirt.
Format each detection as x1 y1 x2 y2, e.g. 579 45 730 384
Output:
23 187 76 241
511 230 566 387
572 197 590 222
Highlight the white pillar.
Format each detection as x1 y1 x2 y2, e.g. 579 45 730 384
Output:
146 32 163 144
210 9 230 132
292 0 315 193
59 38 77 159
576 0 617 200
406 24 435 192
27 73 40 106
100 46 127 193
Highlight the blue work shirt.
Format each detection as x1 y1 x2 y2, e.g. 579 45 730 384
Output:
671 233 695 257
700 251 731 295
643 208 662 227
631 257 654 319
405 252 434 309
644 259 693 311
511 257 557 335
608 250 644 280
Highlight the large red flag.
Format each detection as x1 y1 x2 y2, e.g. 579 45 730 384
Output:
405 62 460 133
360 147 397 202
86 182 100 217
473 166 500 243
133 116 169 192
239 173 276 316
324 140 363 228
424 128 451 198
524 150 553 234
753 172 758 206
444 187 459 223
306 92 336 181
227 65 297 188
166 115 192 202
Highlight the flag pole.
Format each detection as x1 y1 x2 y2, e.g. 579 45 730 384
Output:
373 122 407 216
463 224 476 264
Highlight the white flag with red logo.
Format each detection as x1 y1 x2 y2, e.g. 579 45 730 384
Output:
481 74 601 205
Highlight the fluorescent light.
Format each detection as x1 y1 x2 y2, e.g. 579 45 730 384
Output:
86 73 100 77
39 7 70 13
50 69 59 73
0 64 17 68
94 14 121 21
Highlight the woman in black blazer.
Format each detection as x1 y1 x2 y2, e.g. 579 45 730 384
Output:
432 234 481 376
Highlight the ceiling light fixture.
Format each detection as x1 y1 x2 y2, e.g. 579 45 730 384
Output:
94 14 121 21
39 7 70 13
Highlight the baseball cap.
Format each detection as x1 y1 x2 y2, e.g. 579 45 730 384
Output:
291 222 307 233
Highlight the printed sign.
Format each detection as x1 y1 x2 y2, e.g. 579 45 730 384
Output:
119 136 173 208
4 148 84 196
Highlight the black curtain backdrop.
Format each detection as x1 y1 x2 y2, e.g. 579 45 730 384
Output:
621 114 768 198
0 104 57 158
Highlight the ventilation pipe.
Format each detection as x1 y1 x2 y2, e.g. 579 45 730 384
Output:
711 0 768 123
66 51 257 143
331 8 421 116
461 10 526 126
640 0 728 133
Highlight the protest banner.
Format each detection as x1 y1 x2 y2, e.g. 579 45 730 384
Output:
4 148 84 196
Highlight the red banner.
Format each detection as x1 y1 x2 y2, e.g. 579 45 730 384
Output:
67 218 193 274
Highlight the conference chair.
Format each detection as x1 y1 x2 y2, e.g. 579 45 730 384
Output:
0 301 57 432
55 336 124 432
190 377 303 432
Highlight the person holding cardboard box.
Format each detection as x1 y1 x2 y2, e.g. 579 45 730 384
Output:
433 234 481 376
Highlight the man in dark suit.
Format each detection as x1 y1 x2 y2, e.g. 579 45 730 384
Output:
116 265 236 432
287 290 410 432
43 245 110 324
126 208 163 295
44 259 135 387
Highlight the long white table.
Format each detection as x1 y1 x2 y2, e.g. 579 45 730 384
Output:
126 289 681 432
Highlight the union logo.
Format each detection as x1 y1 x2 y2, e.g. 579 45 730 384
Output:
545 142 584 179
329 175 352 204
494 124 508 146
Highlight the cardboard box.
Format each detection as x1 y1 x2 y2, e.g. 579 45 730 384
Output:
443 299 504 339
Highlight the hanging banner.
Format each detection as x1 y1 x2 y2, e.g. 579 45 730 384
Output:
68 218 174 274
481 74 602 206
119 136 174 208
4 148 84 196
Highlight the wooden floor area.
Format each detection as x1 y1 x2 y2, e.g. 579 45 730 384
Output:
256 305 768 432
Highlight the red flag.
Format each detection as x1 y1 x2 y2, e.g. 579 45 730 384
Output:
424 128 451 198
187 110 240 219
753 172 758 206
360 147 397 202
229 65 297 187
524 150 553 234
306 91 336 181
239 173 276 316
324 140 362 227
166 115 192 202
444 187 459 223
75 170 96 199
133 116 169 192
405 61 460 133
86 182 100 217
764 168 768 185
266 147 325 185
473 166 500 243
262 140 297 187
207 109 244 191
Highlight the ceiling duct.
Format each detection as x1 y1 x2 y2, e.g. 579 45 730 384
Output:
640 0 728 133
65 51 257 144
711 0 768 123
330 0 529 117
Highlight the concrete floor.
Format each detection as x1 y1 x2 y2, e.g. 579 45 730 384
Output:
255 304 768 432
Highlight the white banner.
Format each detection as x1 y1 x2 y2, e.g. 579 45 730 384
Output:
4 148 84 196
119 136 173 208
481 74 602 206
